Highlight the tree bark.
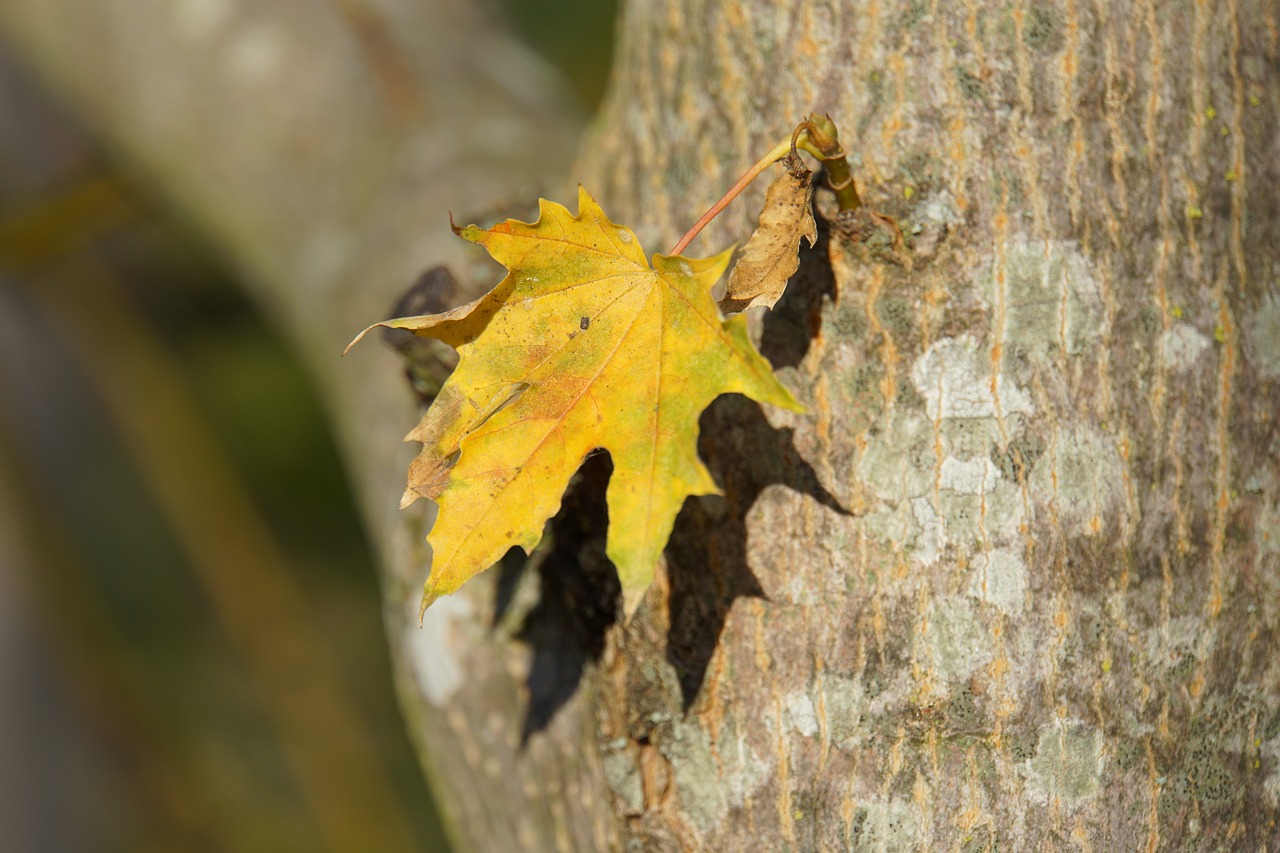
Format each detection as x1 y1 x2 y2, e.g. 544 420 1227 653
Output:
571 2 1280 849
4 0 1279 850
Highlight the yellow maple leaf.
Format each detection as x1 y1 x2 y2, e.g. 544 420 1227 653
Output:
359 187 803 616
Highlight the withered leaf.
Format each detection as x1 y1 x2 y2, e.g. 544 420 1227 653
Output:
721 157 817 313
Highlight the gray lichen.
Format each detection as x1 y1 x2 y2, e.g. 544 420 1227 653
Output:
1028 426 1124 536
981 238 1106 371
928 595 994 680
967 547 1029 614
823 676 866 752
663 714 772 832
601 745 643 815
912 335 1035 420
1161 322 1212 372
848 798 920 853
1244 293 1280 380
1023 722 1105 806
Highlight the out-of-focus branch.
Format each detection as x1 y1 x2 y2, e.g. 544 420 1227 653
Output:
35 262 420 852
0 0 581 514
0 4 596 851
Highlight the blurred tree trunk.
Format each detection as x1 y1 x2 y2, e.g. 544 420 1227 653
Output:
4 0 1279 850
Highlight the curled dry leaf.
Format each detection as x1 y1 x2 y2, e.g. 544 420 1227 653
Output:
721 155 817 313
349 187 802 617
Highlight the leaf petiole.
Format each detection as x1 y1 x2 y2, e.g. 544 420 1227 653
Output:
668 114 860 256
668 137 793 256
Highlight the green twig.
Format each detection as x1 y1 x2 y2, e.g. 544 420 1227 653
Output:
793 113 862 212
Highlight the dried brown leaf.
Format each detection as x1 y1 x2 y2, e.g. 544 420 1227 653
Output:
721 158 816 313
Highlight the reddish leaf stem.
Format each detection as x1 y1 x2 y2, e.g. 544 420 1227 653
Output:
668 137 793 256
668 114 860 256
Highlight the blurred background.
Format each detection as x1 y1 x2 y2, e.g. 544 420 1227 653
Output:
0 1 614 850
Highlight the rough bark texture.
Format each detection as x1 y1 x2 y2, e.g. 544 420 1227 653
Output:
572 2 1280 849
4 0 1279 850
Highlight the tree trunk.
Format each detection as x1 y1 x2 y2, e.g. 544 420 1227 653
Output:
4 0 1278 850
569 2 1280 849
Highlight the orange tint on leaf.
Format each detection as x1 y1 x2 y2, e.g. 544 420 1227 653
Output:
354 188 802 617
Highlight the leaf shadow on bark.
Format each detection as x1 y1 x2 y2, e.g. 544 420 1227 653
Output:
664 217 845 710
490 219 842 734
385 268 622 745
758 212 837 370
664 394 848 711
493 453 620 745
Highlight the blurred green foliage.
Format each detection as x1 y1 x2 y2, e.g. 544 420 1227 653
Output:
498 0 618 108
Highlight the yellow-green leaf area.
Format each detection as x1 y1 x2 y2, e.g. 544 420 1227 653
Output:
384 187 802 616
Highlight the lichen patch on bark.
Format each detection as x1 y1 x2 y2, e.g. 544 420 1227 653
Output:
911 335 1035 420
1161 321 1213 372
600 744 644 815
1243 293 1280 380
1264 736 1280 808
927 595 993 680
847 798 919 852
939 455 1002 494
784 690 820 737
1027 426 1125 537
662 714 772 831
821 676 865 751
908 497 946 566
1023 722 1105 807
967 546 1030 614
406 583 474 706
981 237 1105 367
855 337 1033 572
